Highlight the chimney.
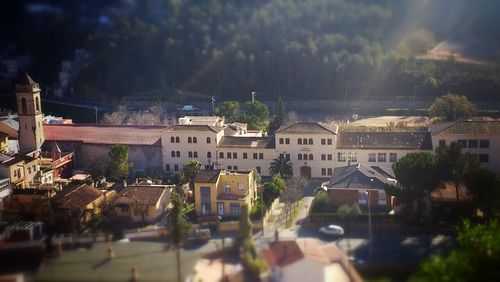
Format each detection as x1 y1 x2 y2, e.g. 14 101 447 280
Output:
274 229 279 242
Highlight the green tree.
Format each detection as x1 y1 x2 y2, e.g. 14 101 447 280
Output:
415 220 500 282
214 100 240 123
311 190 331 213
268 155 293 179
464 167 500 219
241 101 269 131
263 176 285 206
181 160 202 191
429 93 477 122
268 96 287 134
107 144 129 181
166 189 191 282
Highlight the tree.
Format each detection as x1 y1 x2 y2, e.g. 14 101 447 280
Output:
282 177 306 226
107 144 129 181
181 160 202 191
268 155 293 179
263 176 285 206
415 220 500 282
429 93 476 122
241 101 269 131
268 96 287 134
102 105 127 124
214 100 240 123
464 167 500 220
311 190 331 213
165 189 191 282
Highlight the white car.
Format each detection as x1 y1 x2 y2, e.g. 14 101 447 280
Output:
319 225 344 236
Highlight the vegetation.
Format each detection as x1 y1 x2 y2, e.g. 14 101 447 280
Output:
311 190 332 213
464 168 500 220
268 155 293 179
107 144 129 181
214 101 240 123
414 220 500 282
181 160 202 191
429 93 477 122
262 176 286 207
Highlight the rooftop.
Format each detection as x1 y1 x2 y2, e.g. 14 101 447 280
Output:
431 120 500 135
194 170 221 183
44 124 168 146
117 185 169 204
164 124 224 133
325 164 395 190
51 184 103 210
218 136 275 149
276 122 338 134
336 131 433 150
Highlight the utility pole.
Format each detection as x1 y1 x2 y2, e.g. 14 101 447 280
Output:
251 91 256 103
94 106 98 124
211 96 216 114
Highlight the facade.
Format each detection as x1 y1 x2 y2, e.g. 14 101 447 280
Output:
194 169 257 217
51 184 108 223
0 154 28 188
114 184 171 222
16 74 45 153
431 121 500 171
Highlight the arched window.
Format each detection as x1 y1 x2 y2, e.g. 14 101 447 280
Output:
206 137 211 144
193 137 197 143
298 154 302 160
304 154 308 160
170 136 175 143
171 151 175 157
188 151 193 158
309 154 313 160
298 139 302 145
188 137 192 143
194 152 198 158
207 152 212 158
176 151 180 157
303 138 308 145
175 137 180 143
309 138 313 145
35 97 40 112
21 98 27 114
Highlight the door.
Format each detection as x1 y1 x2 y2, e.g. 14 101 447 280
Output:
217 203 224 215
300 166 312 179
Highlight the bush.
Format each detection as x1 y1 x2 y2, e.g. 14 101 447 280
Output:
311 190 332 213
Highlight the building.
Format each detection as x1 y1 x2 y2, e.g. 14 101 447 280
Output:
0 178 11 220
217 136 275 174
431 120 500 171
261 238 362 282
0 133 9 154
51 184 108 223
194 169 257 218
113 184 171 223
16 74 45 153
320 164 397 208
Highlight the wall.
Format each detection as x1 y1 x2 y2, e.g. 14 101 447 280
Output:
217 147 275 176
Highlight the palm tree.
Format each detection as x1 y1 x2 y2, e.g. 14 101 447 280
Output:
269 155 293 179
182 160 202 191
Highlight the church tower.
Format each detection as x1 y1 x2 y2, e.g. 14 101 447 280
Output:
16 74 45 153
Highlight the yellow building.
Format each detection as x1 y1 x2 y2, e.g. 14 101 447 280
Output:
194 169 257 217
0 133 8 154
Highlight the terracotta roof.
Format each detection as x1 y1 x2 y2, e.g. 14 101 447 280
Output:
0 132 8 139
431 182 473 202
218 136 275 149
117 185 169 205
431 120 500 135
195 170 221 183
337 131 432 150
44 124 169 146
326 164 395 190
276 122 338 134
266 241 304 267
51 184 103 210
164 125 223 133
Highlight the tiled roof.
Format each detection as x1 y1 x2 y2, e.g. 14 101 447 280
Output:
164 125 224 133
265 241 304 267
336 131 432 150
276 122 338 134
1 155 25 166
195 170 221 183
431 182 473 202
218 136 275 149
326 164 395 190
117 185 168 205
51 184 103 210
431 121 500 135
44 124 168 146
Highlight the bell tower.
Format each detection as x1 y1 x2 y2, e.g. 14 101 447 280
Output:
16 74 45 153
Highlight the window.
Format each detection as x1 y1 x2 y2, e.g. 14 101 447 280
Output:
194 152 198 158
285 153 290 160
256 166 261 173
171 151 175 157
259 153 264 159
309 154 313 160
479 154 489 163
321 154 326 161
327 168 333 176
227 166 232 170
348 152 357 162
279 138 284 144
230 204 240 214
327 154 333 161
175 137 180 143
303 138 308 145
170 136 175 143
327 139 332 145
337 153 346 162
176 151 180 157
188 151 193 158
321 168 326 176
285 138 290 144
321 139 326 145
309 138 313 145
298 138 302 145
188 137 192 143
219 152 224 159
225 183 231 193
193 137 197 143
21 98 27 114
253 153 258 159
479 139 490 148
243 153 248 159
368 153 376 162
174 164 179 171
200 187 211 215
14 169 17 177
280 153 284 158
165 164 170 171
35 97 40 112
233 166 238 170
457 139 467 148
206 137 211 143
227 152 232 159
238 183 245 190
378 153 386 162
389 153 397 162
468 140 478 148
303 154 308 160
298 154 302 160
232 152 237 159
439 139 446 147
207 152 212 158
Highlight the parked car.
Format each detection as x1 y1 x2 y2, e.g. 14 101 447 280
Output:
187 228 211 243
318 225 344 236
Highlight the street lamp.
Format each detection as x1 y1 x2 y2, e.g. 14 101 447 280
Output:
363 190 373 260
